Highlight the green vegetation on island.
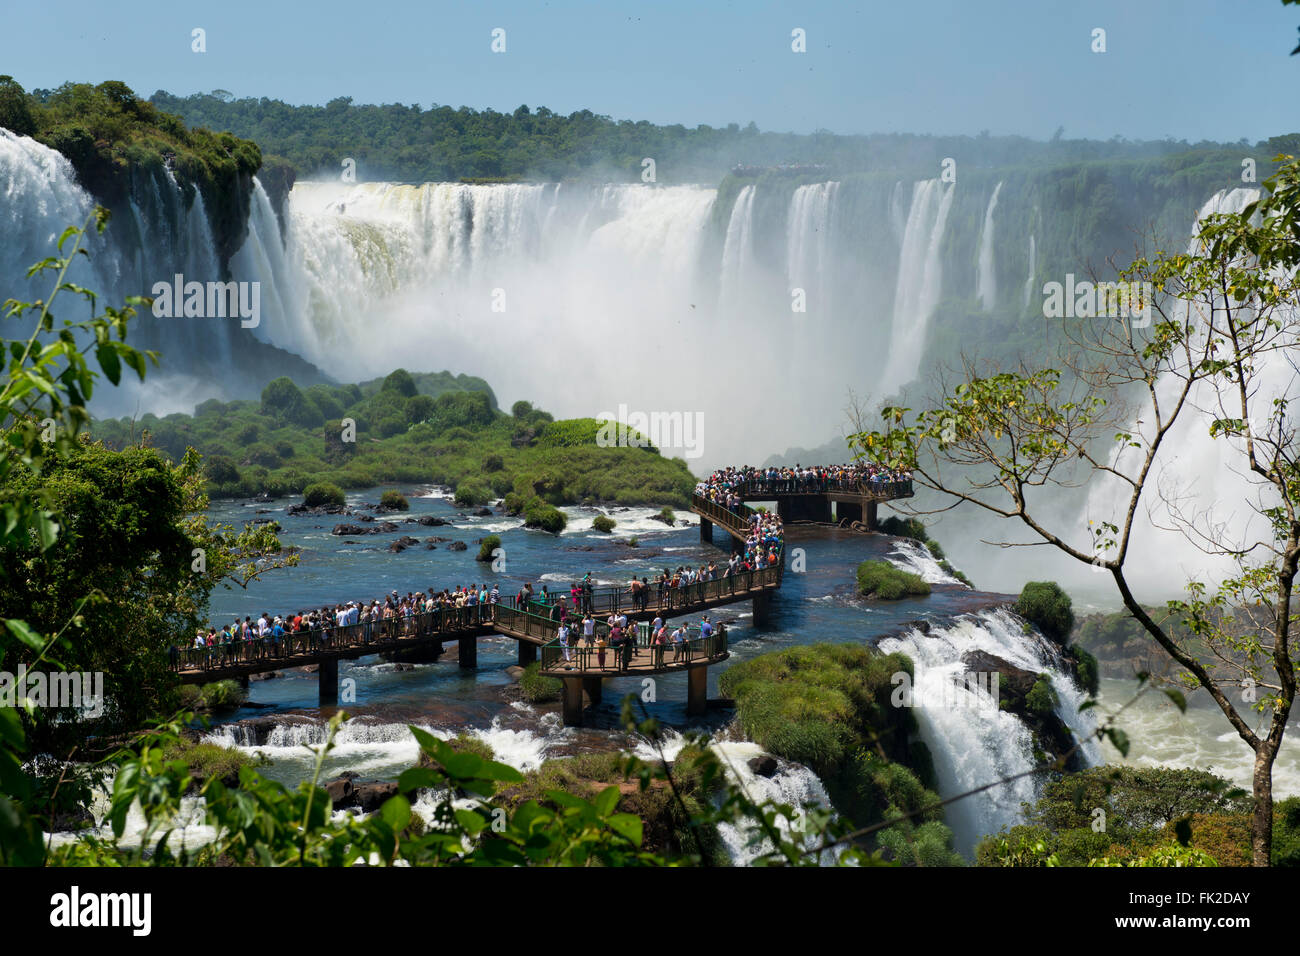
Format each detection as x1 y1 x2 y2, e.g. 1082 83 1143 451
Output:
856 560 931 600
89 368 698 508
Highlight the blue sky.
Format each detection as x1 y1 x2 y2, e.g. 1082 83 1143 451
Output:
6 0 1297 142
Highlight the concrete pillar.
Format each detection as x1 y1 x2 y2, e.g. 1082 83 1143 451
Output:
238 675 251 691
700 516 712 542
458 635 477 669
752 591 770 627
562 676 585 727
866 500 878 531
319 657 338 706
777 498 791 522
836 500 862 525
583 675 603 705
811 497 832 523
686 665 708 716
517 641 537 666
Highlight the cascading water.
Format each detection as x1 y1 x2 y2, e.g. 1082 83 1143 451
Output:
976 182 1002 311
1022 232 1036 308
787 181 840 312
882 179 954 395
719 183 757 306
878 607 1100 857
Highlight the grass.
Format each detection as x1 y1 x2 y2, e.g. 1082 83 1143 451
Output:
855 560 931 600
518 662 562 703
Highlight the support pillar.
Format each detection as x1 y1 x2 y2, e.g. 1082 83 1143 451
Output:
517 641 537 666
582 675 603 705
686 665 708 716
459 635 477 669
836 500 862 525
866 500 878 531
811 497 832 523
319 657 338 706
777 498 791 522
562 676 585 726
700 517 712 543
752 590 770 627
238 675 251 691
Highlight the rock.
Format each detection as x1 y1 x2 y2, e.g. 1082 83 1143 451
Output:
912 619 931 634
417 515 448 527
388 535 421 553
256 508 271 514
425 543 437 550
332 523 369 536
424 536 451 543
323 773 358 809
301 664 320 674
960 650 1038 702
474 507 493 517
353 781 400 813
392 663 416 672
505 665 525 680
249 671 281 681
287 503 349 517
358 514 376 522
747 754 779 778
448 541 468 552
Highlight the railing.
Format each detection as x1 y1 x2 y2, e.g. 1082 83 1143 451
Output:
172 603 494 673
691 493 757 536
720 477 913 499
540 622 729 672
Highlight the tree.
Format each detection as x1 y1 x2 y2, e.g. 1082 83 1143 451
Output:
854 156 1300 865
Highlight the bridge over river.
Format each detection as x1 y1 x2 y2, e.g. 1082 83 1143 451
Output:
173 477 912 725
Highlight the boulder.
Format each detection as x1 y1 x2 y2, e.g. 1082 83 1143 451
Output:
249 671 281 681
353 782 400 813
417 515 448 527
448 541 468 552
332 523 369 536
747 754 779 778
474 507 493 517
323 773 358 809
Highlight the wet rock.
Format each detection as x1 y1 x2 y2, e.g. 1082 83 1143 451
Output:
417 515 449 527
425 543 437 550
505 665 525 680
287 503 349 517
391 663 417 672
912 619 931 634
448 541 468 552
474 507 493 517
323 773 357 809
332 523 369 536
388 536 421 553
249 671 281 681
747 754 779 778
354 782 400 813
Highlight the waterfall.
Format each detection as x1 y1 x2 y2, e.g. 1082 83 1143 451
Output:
976 182 1002 311
878 607 1100 857
1022 233 1037 309
1078 186 1299 598
719 184 757 306
882 179 955 394
786 181 840 312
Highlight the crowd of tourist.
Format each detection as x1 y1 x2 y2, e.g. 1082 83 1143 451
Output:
697 462 913 499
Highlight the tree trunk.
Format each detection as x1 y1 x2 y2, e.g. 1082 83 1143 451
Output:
1251 742 1276 866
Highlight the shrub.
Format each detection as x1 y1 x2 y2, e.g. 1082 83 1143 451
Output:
273 439 295 460
524 499 567 534
592 514 616 533
855 560 930 600
658 505 676 525
303 482 346 507
1015 581 1075 643
879 515 928 541
483 453 504 472
1070 645 1100 696
204 453 239 485
627 536 638 547
198 679 245 712
519 662 562 703
477 534 501 562
246 443 282 468
1025 677 1059 716
381 368 418 398
1274 797 1300 866
925 539 945 560
454 478 492 507
380 489 410 511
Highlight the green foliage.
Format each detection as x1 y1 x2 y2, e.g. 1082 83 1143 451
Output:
1274 796 1300 866
454 478 492 507
1014 581 1075 643
303 482 346 507
1024 677 1059 716
381 368 417 398
379 489 410 511
658 506 676 525
523 498 567 534
261 376 322 427
519 662 563 703
719 643 958 861
925 539 945 560
855 560 931 600
1070 645 1100 696
592 514 616 533
476 534 501 562
878 516 929 541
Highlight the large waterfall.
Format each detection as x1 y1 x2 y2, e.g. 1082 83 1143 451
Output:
976 182 1002 311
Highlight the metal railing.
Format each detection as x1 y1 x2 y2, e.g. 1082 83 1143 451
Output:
541 622 729 672
172 603 494 673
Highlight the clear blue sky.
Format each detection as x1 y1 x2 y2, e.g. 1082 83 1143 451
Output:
6 0 1298 142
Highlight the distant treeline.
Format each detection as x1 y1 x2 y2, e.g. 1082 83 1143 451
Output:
148 88 1300 185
